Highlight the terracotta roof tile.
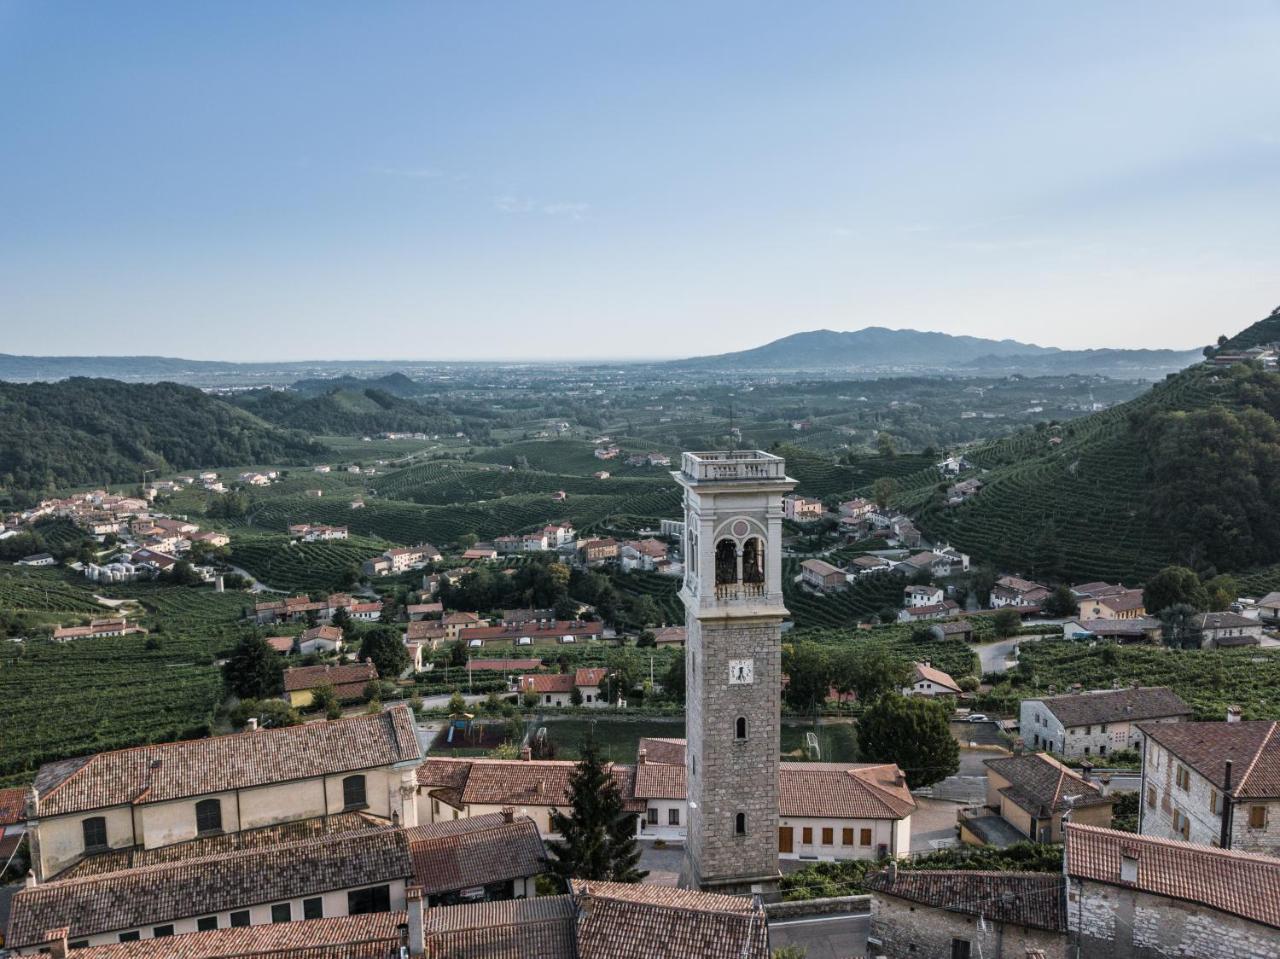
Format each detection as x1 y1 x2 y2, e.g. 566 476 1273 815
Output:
1065 823 1280 929
633 762 687 800
466 658 542 672
405 812 546 895
778 763 916 820
636 737 687 766
417 759 643 813
283 662 378 694
5 828 413 948
1139 720 1280 800
423 895 578 958
865 870 1066 932
1035 686 1191 728
33 707 421 817
54 913 404 958
985 753 1110 814
0 786 26 825
519 673 575 694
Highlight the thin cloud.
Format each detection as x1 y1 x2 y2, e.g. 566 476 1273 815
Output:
492 195 588 220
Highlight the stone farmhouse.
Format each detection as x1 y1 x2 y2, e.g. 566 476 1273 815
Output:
1138 716 1280 855
1020 686 1191 759
1065 822 1280 959
959 752 1112 848
1193 610 1264 649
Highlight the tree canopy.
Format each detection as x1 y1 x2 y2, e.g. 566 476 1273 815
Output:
222 636 284 700
857 693 959 789
359 625 411 679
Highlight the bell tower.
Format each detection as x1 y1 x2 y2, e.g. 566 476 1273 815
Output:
673 450 795 897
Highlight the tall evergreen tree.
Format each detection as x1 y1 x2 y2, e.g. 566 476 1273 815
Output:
547 734 647 883
222 636 284 700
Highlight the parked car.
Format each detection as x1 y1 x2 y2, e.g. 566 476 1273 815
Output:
966 713 989 723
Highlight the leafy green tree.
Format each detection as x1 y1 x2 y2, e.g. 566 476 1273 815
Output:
831 645 911 703
858 693 959 789
782 642 832 713
1042 585 1078 618
448 640 468 668
570 687 584 706
1144 566 1209 615
661 653 686 704
547 734 647 883
311 682 339 716
522 689 540 709
331 606 352 633
876 433 897 458
871 476 897 508
359 625 410 678
447 689 467 714
230 698 300 729
1160 603 1202 649
992 608 1022 638
223 636 284 700
1203 574 1238 612
635 630 656 648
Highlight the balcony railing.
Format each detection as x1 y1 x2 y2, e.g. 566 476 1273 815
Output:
714 582 767 601
681 451 786 483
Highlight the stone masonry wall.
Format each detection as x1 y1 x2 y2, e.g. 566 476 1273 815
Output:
870 892 1067 959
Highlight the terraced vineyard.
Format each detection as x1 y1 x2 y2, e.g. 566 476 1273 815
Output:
0 567 103 624
228 533 390 593
472 439 623 475
782 559 909 630
375 461 673 506
606 569 684 625
796 624 980 681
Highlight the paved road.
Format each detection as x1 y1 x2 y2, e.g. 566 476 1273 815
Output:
975 631 1057 675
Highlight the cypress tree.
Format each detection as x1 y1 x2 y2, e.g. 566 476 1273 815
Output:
547 733 647 883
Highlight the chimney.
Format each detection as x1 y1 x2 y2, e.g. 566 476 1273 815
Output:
245 717 258 731
1227 705 1243 723
1119 848 1139 884
886 860 898 882
520 745 532 761
1220 760 1235 849
25 869 38 889
406 886 425 958
39 928 69 958
1079 761 1093 784
638 748 647 765
501 806 514 823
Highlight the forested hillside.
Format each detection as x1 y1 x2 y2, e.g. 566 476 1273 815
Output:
229 386 471 438
909 311 1280 580
0 379 323 497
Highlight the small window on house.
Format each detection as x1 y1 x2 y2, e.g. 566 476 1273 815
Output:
860 828 873 846
735 812 747 836
195 798 223 835
1099 745 1107 756
735 717 747 740
545 694 552 704
802 826 813 844
1146 786 1156 809
1085 726 1092 735
1176 766 1190 790
118 932 140 943
196 916 218 932
1100 724 1108 733
342 774 367 809
432 798 440 815
842 828 854 845
348 884 392 915
669 808 680 826
152 925 174 938
821 827 834 845
271 903 292 924
647 808 658 825
229 911 250 928
1250 805 1268 829
82 816 108 851
951 939 972 959
304 897 324 920
1209 789 1221 815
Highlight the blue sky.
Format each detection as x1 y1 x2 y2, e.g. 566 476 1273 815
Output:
2 2 1279 361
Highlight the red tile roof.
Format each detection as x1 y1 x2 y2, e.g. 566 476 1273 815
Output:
912 662 961 693
63 913 405 958
32 707 421 817
0 786 27 825
1139 720 1280 800
636 737 687 766
1065 823 1280 929
466 658 542 672
263 636 295 653
283 662 378 700
405 812 546 895
423 895 579 957
865 870 1065 932
574 667 607 687
985 753 1110 814
778 763 916 820
518 673 575 694
417 758 644 812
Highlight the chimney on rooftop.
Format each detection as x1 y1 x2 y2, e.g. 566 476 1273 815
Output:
405 886 425 958
501 806 515 823
520 745 532 761
246 717 258 732
638 748 647 765
1227 705 1243 723
1079 761 1093 784
1120 848 1139 884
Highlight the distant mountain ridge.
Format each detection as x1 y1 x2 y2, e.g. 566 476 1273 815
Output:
675 327 1204 378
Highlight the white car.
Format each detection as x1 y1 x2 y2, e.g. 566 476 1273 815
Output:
966 713 989 723
516 636 532 646
468 638 483 648
560 635 576 644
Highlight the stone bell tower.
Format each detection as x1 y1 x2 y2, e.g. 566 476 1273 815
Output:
673 450 795 897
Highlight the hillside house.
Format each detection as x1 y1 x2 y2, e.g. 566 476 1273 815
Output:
619 537 668 572
1063 618 1162 643
867 868 1067 959
1194 611 1263 649
1075 586 1146 620
783 495 824 522
928 619 975 642
288 523 349 542
902 662 961 697
1021 686 1192 759
297 625 344 655
838 497 874 519
848 554 893 576
284 662 379 707
516 667 609 707
406 602 444 621
51 617 146 642
440 611 488 639
1065 823 1280 959
16 553 56 567
801 558 847 591
22 707 422 881
897 600 959 623
937 455 971 475
959 752 1112 847
578 537 620 565
1138 716 1280 855
904 584 944 608
945 477 984 505
1255 590 1280 624
991 575 1050 608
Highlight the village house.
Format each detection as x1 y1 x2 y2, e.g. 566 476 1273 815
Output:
1062 617 1162 643
16 552 56 567
959 752 1113 848
461 544 498 560
936 455 971 476
897 600 959 623
1254 590 1280 624
516 667 609 707
904 584 944 608
440 611 488 640
651 625 687 646
22 707 423 881
619 537 669 572
406 601 444 621
1074 583 1147 620
1064 822 1280 959
928 619 976 642
1138 715 1280 855
782 495 824 522
402 810 548 906
128 548 177 574
284 662 379 707
297 624 345 655
945 477 985 505
866 865 1067 959
990 575 1050 609
577 537 620 565
415 757 643 839
448 619 604 651
1020 686 1192 759
800 558 847 591
902 661 961 697
189 529 231 549
288 523 349 542
838 497 875 519
1194 610 1264 649
263 636 295 654
51 617 147 642
848 554 893 577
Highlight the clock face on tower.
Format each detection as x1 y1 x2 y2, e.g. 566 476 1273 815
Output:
729 659 754 685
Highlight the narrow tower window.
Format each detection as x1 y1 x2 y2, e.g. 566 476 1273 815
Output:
735 717 747 740
735 812 747 836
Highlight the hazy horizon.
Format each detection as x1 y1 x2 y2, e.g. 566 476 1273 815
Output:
3 2 1278 361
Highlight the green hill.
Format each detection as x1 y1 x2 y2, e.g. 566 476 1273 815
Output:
906 310 1280 581
229 386 466 437
0 379 324 497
